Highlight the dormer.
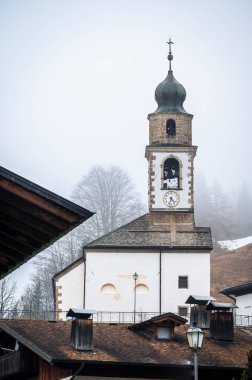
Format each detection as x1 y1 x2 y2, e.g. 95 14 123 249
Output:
128 312 187 341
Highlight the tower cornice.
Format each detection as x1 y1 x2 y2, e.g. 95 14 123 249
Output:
145 145 197 160
148 112 194 119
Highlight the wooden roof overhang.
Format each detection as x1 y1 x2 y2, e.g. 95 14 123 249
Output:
185 295 216 305
129 312 187 331
0 166 94 278
220 280 252 297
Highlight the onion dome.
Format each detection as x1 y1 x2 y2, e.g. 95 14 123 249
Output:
155 40 187 114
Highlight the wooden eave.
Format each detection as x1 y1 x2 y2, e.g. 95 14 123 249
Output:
129 312 187 331
220 280 252 297
0 166 94 278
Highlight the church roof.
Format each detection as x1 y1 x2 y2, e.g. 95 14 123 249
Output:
155 70 187 114
85 213 212 250
154 39 187 114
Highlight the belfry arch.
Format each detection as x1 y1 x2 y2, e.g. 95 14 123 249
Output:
160 155 182 190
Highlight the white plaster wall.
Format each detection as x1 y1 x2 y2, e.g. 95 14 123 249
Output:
161 252 210 313
57 262 84 313
85 251 160 312
85 250 210 314
153 152 191 209
236 294 252 316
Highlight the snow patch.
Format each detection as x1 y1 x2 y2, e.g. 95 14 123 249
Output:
218 236 252 251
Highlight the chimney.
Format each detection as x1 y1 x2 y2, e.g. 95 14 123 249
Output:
66 308 96 351
185 295 216 329
206 301 237 342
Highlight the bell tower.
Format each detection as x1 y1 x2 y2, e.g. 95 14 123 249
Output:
145 40 197 212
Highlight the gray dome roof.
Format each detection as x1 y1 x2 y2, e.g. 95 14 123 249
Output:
155 69 187 114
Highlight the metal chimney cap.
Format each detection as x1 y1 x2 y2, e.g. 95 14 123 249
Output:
206 302 237 310
66 308 96 319
185 295 216 305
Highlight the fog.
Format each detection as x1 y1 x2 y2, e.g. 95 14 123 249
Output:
1 0 252 293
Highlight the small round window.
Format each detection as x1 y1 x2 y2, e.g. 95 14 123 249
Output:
166 119 176 136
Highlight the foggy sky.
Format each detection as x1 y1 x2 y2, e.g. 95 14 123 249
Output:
1 0 252 292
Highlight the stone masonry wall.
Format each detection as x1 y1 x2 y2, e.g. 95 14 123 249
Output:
148 112 193 145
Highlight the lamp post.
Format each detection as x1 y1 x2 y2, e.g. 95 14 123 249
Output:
133 272 138 323
186 322 204 380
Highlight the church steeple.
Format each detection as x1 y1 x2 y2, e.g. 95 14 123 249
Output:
145 42 197 212
155 39 187 114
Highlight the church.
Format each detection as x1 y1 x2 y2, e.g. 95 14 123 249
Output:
53 42 212 319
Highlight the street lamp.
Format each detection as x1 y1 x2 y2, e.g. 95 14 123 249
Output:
186 322 204 380
133 272 138 323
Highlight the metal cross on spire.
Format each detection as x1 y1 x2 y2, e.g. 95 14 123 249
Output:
166 38 174 71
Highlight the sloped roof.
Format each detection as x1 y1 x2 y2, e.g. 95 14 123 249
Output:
0 166 93 278
85 212 212 250
0 319 251 369
129 312 187 331
53 256 83 281
185 295 216 305
220 280 252 297
206 302 238 310
66 309 96 318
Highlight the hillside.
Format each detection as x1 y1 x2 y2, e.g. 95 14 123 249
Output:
211 240 252 301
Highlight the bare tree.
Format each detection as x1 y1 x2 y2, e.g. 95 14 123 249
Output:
72 165 146 242
18 165 146 313
0 279 18 318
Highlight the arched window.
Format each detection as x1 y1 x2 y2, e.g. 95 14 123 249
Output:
166 119 176 136
135 284 149 294
101 283 117 294
163 158 179 189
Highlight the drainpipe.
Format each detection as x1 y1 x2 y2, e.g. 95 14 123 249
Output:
83 248 86 308
225 293 236 304
221 292 237 323
70 362 85 380
159 250 162 314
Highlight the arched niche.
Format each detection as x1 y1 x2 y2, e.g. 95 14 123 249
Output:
101 283 117 294
135 284 149 294
160 155 182 190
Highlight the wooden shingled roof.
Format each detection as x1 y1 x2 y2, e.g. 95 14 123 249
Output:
85 212 212 250
0 319 251 369
0 166 94 278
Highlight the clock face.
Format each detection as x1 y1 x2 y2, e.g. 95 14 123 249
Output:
163 191 180 208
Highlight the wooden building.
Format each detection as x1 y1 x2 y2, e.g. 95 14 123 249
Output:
0 315 251 380
0 165 93 278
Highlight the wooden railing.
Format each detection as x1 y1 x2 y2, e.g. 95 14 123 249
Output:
0 351 22 379
0 309 251 326
0 348 38 379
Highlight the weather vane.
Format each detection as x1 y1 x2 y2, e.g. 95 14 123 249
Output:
166 38 174 71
